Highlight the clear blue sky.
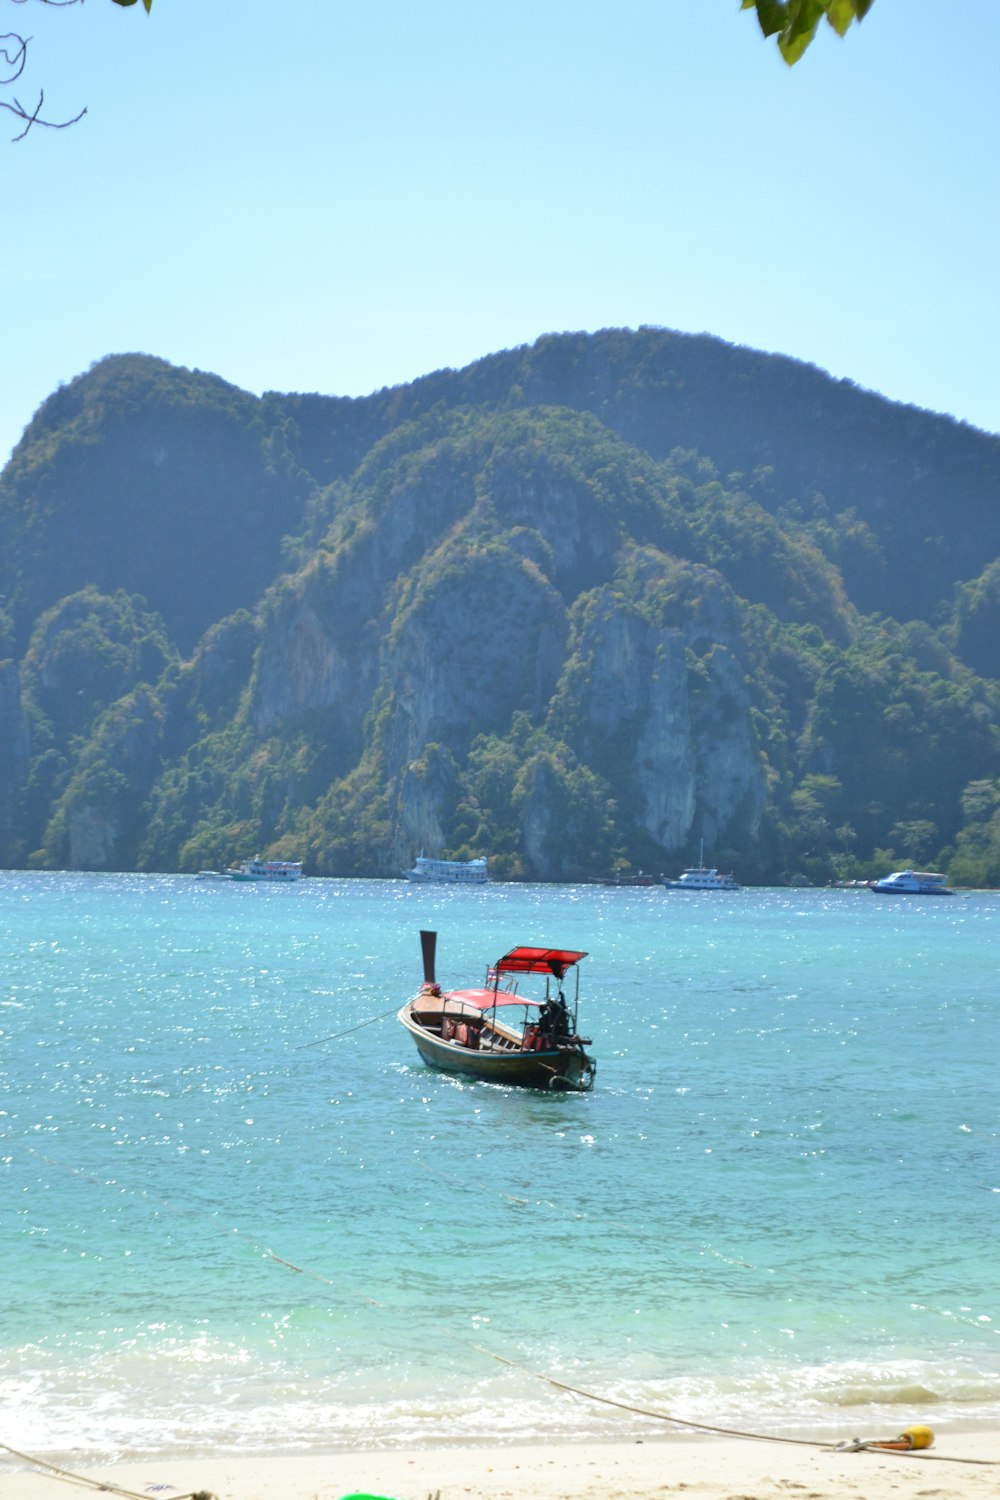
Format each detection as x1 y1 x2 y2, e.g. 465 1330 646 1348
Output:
4 1 999 466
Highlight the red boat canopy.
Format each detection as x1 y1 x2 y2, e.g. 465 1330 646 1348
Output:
494 945 587 979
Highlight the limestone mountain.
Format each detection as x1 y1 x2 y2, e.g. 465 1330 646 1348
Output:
1 329 999 883
0 354 315 656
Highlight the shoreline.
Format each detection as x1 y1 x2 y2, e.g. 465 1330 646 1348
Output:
3 1433 1000 1500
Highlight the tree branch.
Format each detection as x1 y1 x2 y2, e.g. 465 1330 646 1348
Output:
2 87 85 140
3 0 89 139
1 30 28 85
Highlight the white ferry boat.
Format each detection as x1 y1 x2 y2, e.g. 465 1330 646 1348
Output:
869 869 953 896
664 865 740 891
225 858 304 882
403 853 489 884
663 841 740 891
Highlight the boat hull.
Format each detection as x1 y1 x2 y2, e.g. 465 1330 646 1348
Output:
398 1004 595 1091
869 886 953 896
664 881 740 891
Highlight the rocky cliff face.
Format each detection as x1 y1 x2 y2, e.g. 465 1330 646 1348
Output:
0 660 29 765
48 686 166 871
236 412 769 877
393 747 458 871
0 660 30 860
381 547 568 770
549 554 766 858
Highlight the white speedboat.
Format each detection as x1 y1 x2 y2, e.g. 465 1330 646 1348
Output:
869 870 953 896
403 853 489 884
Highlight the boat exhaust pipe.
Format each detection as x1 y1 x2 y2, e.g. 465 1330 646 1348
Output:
420 929 437 985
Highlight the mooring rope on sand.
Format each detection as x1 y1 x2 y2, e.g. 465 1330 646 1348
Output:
479 1347 829 1448
0 1441 217 1499
477 1348 1000 1465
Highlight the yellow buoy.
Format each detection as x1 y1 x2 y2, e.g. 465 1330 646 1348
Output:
901 1425 934 1450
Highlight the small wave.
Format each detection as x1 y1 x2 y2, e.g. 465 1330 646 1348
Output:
825 1382 939 1407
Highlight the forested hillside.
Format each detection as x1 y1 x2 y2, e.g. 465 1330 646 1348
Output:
2 328 999 885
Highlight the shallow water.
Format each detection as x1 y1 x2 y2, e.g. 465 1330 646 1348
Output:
2 872 997 1459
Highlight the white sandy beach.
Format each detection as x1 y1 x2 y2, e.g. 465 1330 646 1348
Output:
3 1433 999 1500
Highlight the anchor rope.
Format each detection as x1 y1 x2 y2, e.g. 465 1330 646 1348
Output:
295 1002 401 1049
476 1349 1000 1465
0 1440 216 1499
478 1347 830 1448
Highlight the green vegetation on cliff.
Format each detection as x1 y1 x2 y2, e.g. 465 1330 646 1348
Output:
1 329 998 884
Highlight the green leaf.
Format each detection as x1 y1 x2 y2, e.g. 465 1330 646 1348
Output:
778 21 821 65
747 0 790 39
746 0 874 62
787 0 827 36
826 0 859 35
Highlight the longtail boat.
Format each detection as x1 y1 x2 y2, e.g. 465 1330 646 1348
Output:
398 930 596 1091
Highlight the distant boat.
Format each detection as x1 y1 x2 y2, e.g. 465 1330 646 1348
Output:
869 870 953 896
224 858 304 882
664 841 740 891
398 930 595 1091
403 853 489 884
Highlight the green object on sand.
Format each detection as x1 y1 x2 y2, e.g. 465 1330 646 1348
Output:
337 1493 399 1499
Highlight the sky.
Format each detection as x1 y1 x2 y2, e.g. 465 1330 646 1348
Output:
3 1 1000 467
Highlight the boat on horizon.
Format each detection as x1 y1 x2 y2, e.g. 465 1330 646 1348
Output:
664 841 740 891
403 852 489 884
869 869 954 896
224 857 304 882
398 930 596 1091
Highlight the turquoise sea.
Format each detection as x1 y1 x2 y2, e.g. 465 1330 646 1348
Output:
2 872 998 1463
